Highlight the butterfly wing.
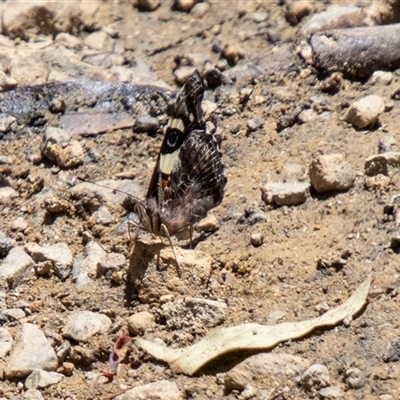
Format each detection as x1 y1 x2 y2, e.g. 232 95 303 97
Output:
160 129 227 235
146 70 205 203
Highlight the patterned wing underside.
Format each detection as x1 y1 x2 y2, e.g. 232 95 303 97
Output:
146 70 205 201
160 129 227 235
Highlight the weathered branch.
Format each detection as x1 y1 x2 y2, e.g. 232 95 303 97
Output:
310 24 400 78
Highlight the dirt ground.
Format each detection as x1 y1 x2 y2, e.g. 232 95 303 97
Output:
1 1 400 399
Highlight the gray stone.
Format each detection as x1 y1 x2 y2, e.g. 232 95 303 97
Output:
84 31 113 51
301 364 331 390
22 390 45 400
0 247 34 289
10 217 28 232
55 32 83 49
25 242 73 280
72 240 107 286
379 135 397 153
41 127 71 149
365 152 400 176
0 327 13 358
94 206 112 225
128 311 155 335
5 323 58 379
0 186 19 205
345 367 366 389
63 311 111 342
247 117 265 132
309 154 355 193
160 297 226 332
115 380 182 400
266 310 287 324
0 231 15 256
0 114 16 133
97 252 126 277
319 385 343 399
261 181 310 206
346 95 385 129
70 179 142 206
3 308 25 321
134 115 160 134
25 369 63 390
297 108 317 123
225 353 311 392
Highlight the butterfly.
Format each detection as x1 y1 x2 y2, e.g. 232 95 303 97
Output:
133 70 227 268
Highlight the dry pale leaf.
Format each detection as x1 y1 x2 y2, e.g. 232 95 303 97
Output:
135 274 371 375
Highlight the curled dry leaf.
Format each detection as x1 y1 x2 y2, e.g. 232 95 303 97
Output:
135 274 372 375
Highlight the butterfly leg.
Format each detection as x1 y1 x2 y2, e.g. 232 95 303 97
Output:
127 220 147 269
160 223 182 277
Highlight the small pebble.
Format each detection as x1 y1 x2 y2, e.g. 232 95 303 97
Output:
261 181 310 206
247 117 265 132
250 232 263 247
196 215 219 233
319 385 343 399
133 115 159 134
345 367 366 389
0 231 15 256
44 197 71 214
135 0 160 11
286 1 313 25
221 45 244 66
379 135 397 153
11 217 28 232
297 108 317 123
309 154 355 193
128 311 155 335
369 71 393 85
0 113 16 133
174 66 197 85
25 369 64 390
63 311 112 342
346 95 385 129
301 364 331 390
173 0 198 12
191 2 209 18
95 206 113 225
58 362 74 377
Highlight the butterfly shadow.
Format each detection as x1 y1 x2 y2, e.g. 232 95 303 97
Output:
128 238 176 281
127 235 214 303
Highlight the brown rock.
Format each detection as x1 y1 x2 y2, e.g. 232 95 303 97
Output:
309 154 355 193
128 311 155 335
261 181 310 206
346 95 385 129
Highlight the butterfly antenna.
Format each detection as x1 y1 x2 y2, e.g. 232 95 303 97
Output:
72 176 142 204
